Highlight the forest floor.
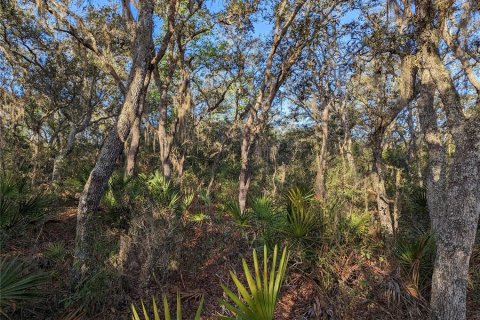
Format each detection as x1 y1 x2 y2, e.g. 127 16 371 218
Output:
2 204 480 320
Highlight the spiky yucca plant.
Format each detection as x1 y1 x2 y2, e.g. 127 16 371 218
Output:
131 291 203 320
220 245 289 320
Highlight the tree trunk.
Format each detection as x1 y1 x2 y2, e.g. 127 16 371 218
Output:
406 104 423 186
238 114 256 213
125 83 147 178
371 129 394 234
392 168 401 238
426 118 480 320
313 98 330 201
125 115 142 177
52 122 83 183
157 86 172 179
339 101 355 173
414 1 480 317
73 0 154 282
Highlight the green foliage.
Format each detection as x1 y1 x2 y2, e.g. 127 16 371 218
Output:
283 188 318 240
0 257 48 315
251 195 276 222
0 175 52 230
0 176 21 228
143 171 181 211
101 172 139 209
189 211 209 223
197 189 212 206
223 201 249 227
382 147 408 169
45 242 67 262
341 211 371 244
67 270 118 313
250 195 281 246
396 231 435 293
181 191 194 213
220 245 289 320
64 165 92 193
131 292 204 320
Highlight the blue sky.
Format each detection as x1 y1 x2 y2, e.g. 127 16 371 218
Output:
83 0 273 36
82 0 360 38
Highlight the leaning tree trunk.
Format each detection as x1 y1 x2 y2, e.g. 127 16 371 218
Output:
73 0 154 282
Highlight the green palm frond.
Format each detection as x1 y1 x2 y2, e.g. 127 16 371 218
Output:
131 291 203 320
181 192 195 213
220 245 289 320
143 171 181 210
0 176 52 229
45 242 67 261
251 195 276 222
0 257 49 315
396 231 435 291
283 187 318 239
223 201 249 227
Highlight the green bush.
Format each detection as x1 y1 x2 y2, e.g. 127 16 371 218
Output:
251 195 277 222
250 195 282 246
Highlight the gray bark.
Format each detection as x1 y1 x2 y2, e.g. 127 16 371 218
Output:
125 82 148 178
154 65 174 180
414 1 480 318
370 128 394 235
238 113 256 213
73 0 155 282
52 110 93 182
312 96 330 201
237 0 309 211
125 115 142 177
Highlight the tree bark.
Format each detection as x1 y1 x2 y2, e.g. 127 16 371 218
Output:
238 113 256 213
154 66 174 180
125 81 148 178
414 1 480 318
73 0 155 282
370 128 394 234
125 115 142 177
52 125 76 183
313 97 330 201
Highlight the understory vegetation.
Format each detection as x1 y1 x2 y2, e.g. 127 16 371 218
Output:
0 158 477 319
